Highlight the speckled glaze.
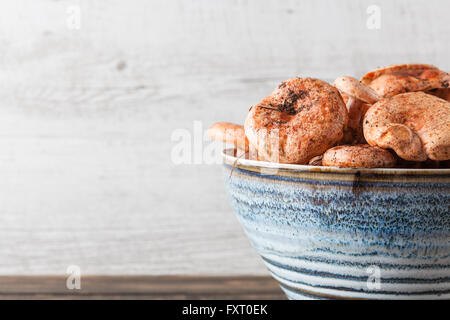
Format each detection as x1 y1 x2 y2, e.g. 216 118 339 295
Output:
222 149 450 300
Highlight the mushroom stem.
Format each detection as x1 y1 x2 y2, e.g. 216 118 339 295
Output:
334 76 379 104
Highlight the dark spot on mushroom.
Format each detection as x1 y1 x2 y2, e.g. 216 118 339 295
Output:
275 89 309 115
278 81 287 89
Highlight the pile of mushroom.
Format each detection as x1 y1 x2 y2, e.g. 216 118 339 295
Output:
209 63 450 168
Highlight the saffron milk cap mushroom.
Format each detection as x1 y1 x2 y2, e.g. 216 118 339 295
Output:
361 64 450 99
363 92 450 161
334 76 380 144
244 78 348 164
208 122 249 153
322 144 396 168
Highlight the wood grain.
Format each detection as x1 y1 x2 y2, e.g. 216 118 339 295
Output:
0 276 285 300
0 0 448 275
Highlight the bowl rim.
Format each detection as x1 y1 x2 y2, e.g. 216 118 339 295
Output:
222 148 450 176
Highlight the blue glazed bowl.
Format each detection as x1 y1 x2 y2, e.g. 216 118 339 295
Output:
222 149 450 300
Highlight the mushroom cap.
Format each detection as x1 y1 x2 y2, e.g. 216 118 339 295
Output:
244 78 348 164
363 92 450 161
361 64 450 99
427 88 450 102
361 64 439 84
322 144 396 168
334 76 379 104
208 122 249 152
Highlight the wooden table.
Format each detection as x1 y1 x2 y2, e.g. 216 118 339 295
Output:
0 276 285 300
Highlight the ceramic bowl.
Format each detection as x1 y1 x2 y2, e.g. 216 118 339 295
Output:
222 149 450 300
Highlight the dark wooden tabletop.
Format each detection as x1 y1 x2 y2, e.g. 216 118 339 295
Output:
0 276 285 300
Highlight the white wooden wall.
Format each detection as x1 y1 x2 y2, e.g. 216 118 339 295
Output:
0 0 448 275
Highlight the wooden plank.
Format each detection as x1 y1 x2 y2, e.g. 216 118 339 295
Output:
0 276 285 300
